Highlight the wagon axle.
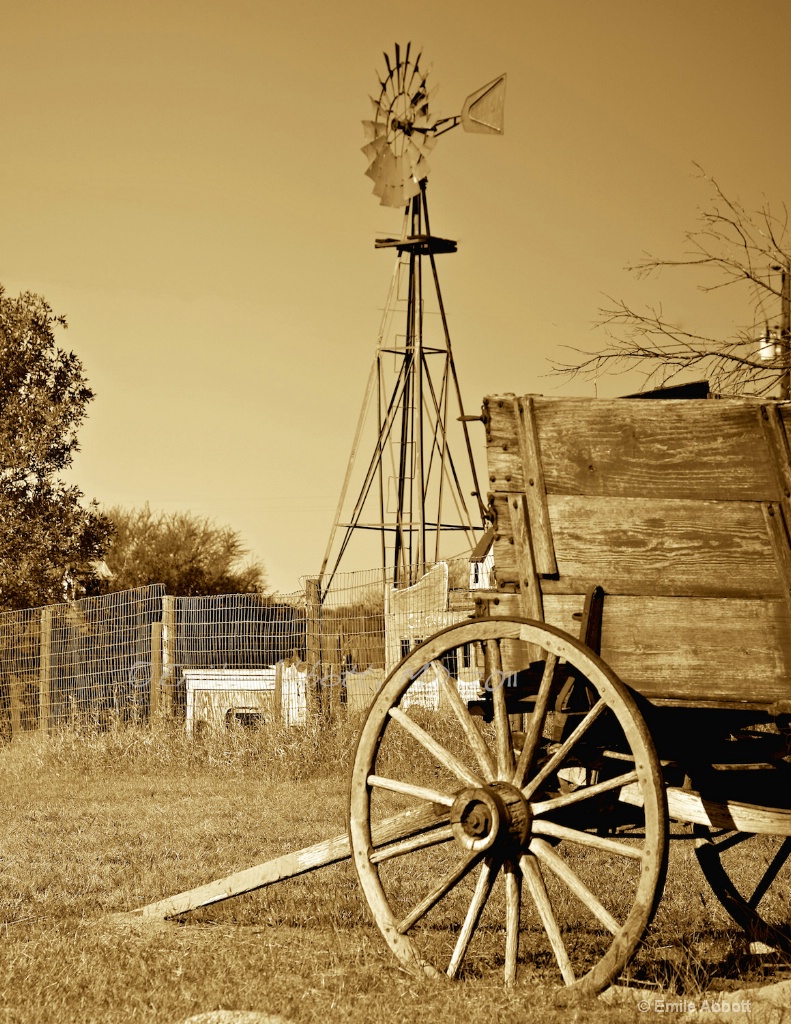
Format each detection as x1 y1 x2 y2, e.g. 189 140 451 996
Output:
450 782 530 854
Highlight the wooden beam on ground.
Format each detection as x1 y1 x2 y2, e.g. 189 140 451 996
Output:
126 803 446 921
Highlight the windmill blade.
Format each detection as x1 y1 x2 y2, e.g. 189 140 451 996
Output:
361 121 383 144
380 176 421 208
362 134 388 158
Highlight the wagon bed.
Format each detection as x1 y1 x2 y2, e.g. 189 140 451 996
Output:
484 394 791 710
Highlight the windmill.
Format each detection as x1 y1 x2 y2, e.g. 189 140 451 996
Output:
320 44 506 594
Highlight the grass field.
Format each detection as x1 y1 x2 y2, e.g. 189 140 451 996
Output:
1 718 789 1024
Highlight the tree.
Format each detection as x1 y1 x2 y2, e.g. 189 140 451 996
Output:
0 287 111 610
102 504 268 596
555 171 791 397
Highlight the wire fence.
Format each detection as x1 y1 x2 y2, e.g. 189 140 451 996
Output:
0 554 493 740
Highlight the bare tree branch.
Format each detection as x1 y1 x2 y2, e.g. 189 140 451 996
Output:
553 171 791 397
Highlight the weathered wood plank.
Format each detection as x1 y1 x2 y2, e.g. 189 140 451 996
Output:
507 493 544 619
542 594 791 705
132 803 447 920
484 593 791 705
762 503 791 618
538 398 777 499
486 396 779 500
484 394 525 492
514 397 556 573
540 495 781 598
621 784 791 835
759 405 791 622
490 491 781 600
506 493 544 663
490 492 522 589
761 403 791 513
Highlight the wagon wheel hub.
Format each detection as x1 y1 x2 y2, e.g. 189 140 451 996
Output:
450 783 531 854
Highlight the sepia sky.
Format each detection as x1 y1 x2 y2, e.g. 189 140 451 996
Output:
2 0 790 593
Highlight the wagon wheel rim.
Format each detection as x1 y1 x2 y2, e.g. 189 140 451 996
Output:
693 825 791 953
349 616 668 994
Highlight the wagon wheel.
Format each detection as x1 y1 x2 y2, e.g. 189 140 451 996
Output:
693 824 791 954
349 616 668 994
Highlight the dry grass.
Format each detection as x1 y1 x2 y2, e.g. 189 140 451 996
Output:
0 719 787 1023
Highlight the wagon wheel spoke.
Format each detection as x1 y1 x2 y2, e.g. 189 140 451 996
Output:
513 652 558 789
706 830 753 855
749 836 791 909
530 836 620 935
369 824 456 864
438 665 496 779
705 832 791 910
694 824 791 951
504 859 521 986
367 774 455 807
486 638 514 781
521 699 607 801
447 857 498 979
532 818 644 859
388 706 484 787
397 850 482 934
530 769 639 816
520 853 575 985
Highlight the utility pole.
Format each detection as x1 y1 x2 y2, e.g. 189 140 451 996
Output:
774 259 791 400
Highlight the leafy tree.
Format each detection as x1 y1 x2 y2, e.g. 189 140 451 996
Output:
102 504 268 596
555 172 791 397
0 287 111 610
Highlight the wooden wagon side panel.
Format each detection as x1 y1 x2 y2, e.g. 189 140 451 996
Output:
537 399 778 499
542 495 782 598
545 595 791 706
488 590 791 707
484 395 791 707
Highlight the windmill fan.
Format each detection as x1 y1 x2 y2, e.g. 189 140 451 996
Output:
362 43 506 207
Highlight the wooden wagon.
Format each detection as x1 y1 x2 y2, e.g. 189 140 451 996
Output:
136 393 791 996
348 394 791 994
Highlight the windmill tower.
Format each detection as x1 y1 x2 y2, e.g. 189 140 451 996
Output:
320 45 506 594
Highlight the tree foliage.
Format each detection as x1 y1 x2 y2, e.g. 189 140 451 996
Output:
0 287 111 610
554 171 791 396
102 504 268 596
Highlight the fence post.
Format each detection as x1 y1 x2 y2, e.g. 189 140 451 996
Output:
161 596 175 717
39 607 52 735
274 660 283 722
305 579 323 717
150 621 162 718
327 632 341 717
9 675 22 741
